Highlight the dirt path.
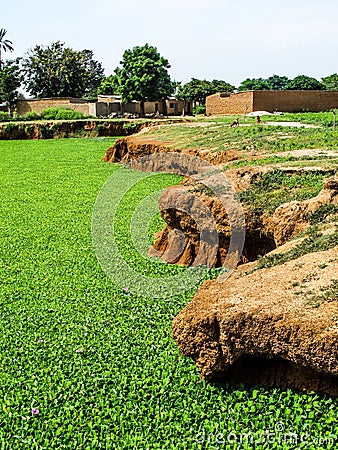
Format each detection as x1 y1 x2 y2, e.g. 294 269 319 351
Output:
271 148 338 158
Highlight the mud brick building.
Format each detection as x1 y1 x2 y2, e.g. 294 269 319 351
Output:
206 90 338 115
16 96 192 118
16 97 91 116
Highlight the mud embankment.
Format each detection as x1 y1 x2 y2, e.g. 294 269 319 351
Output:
0 119 185 140
103 136 240 165
103 133 338 395
150 175 338 266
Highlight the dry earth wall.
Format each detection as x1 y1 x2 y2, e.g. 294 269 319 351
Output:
253 90 338 112
17 98 90 116
206 92 254 115
206 90 338 115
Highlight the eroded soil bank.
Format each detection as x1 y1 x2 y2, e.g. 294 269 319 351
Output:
104 125 338 395
172 244 338 396
0 118 186 140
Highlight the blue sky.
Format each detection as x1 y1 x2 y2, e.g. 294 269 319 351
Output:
3 0 338 88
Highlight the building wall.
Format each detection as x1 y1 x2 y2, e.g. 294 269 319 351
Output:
166 100 192 115
16 98 90 116
89 102 121 117
253 90 338 112
97 95 120 103
206 90 338 115
16 97 193 117
206 92 254 115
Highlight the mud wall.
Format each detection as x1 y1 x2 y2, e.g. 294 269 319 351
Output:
206 92 254 115
17 98 90 116
253 90 338 112
206 90 338 115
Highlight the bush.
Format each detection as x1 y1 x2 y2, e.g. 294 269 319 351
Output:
122 122 139 134
40 107 85 120
192 104 206 115
23 111 41 121
0 111 11 122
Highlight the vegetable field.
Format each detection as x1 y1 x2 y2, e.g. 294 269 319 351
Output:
0 138 336 449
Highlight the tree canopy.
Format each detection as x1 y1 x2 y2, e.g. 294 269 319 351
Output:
22 41 104 98
114 43 173 115
321 73 338 91
176 78 234 105
237 74 325 91
97 75 121 95
0 59 22 111
0 29 14 70
266 74 290 90
237 77 271 91
285 75 324 90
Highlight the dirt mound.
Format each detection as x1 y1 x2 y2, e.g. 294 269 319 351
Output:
149 168 276 266
172 246 338 396
103 135 240 165
265 176 338 246
150 174 338 266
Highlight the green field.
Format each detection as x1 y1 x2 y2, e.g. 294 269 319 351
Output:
148 113 338 156
0 138 337 449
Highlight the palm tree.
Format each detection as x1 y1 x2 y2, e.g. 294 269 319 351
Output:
0 29 14 70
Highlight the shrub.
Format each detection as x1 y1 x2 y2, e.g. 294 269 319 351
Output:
307 203 338 225
193 104 206 115
55 109 85 120
122 122 139 134
0 111 11 122
40 107 85 120
38 123 56 139
23 111 41 121
3 122 16 132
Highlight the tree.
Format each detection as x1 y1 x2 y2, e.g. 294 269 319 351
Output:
209 79 235 94
237 78 271 91
176 78 234 107
22 41 104 98
180 78 210 104
97 74 121 95
175 82 191 116
285 75 324 90
266 74 290 90
321 73 338 90
0 29 14 70
115 43 173 116
0 59 22 113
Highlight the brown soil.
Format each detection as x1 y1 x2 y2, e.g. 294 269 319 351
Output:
103 124 338 395
172 246 338 396
150 175 338 266
0 118 186 140
103 135 240 165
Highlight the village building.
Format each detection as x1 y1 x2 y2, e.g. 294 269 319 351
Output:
206 90 338 115
16 96 192 118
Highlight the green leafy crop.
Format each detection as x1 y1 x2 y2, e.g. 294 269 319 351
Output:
0 138 336 449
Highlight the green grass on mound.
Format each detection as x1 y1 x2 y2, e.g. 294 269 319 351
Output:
148 121 338 155
0 138 337 449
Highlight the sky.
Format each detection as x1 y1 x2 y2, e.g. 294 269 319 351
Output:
2 0 338 89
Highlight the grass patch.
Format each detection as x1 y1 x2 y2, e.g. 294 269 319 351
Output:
315 279 338 303
307 203 338 225
227 154 338 169
0 138 337 448
147 120 338 155
239 169 324 214
257 228 338 269
206 112 337 127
